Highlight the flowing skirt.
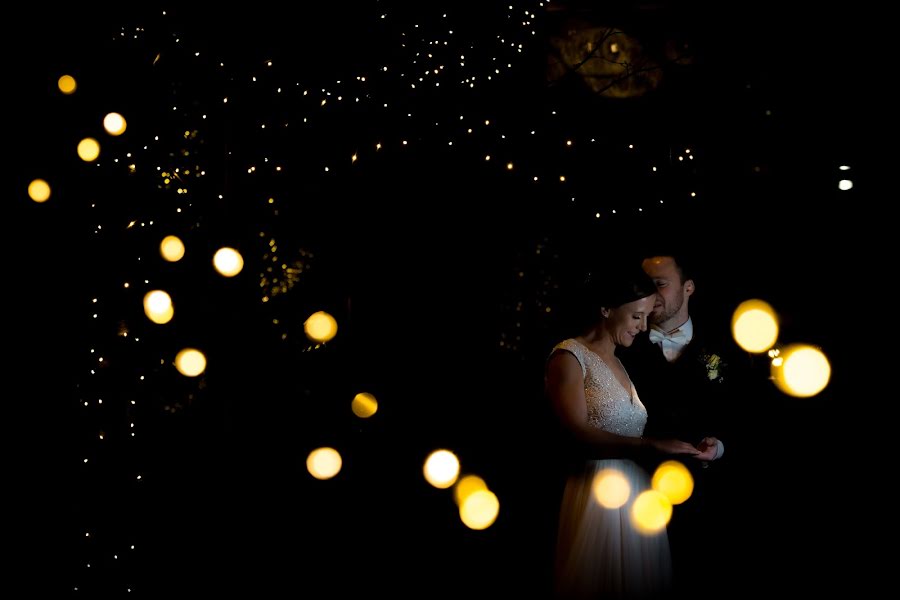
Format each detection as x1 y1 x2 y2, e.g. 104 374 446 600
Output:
554 459 672 599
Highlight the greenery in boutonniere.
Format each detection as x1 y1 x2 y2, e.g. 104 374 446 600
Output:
699 352 725 383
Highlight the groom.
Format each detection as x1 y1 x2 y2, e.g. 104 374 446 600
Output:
622 252 746 595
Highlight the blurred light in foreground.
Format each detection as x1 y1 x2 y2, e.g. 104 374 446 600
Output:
304 311 338 342
307 447 342 480
160 235 185 262
103 112 127 136
732 299 778 352
592 468 630 509
213 247 243 277
631 490 672 534
651 461 693 505
838 179 853 191
28 179 51 203
423 449 460 489
77 138 100 162
460 489 499 530
772 344 831 397
174 348 206 377
351 392 378 418
143 290 174 324
454 474 488 506
58 74 77 94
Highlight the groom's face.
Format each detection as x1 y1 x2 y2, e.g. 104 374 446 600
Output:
642 256 689 325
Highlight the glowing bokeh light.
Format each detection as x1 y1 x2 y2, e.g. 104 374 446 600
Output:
351 392 378 418
631 490 672 534
304 311 338 342
103 112 127 136
592 468 631 508
160 235 186 262
57 74 77 94
772 344 831 397
423 449 460 489
651 461 694 505
28 179 51 203
307 447 342 480
454 475 488 506
732 299 779 353
174 348 206 377
838 179 853 191
77 138 100 162
212 247 244 277
459 489 499 530
143 290 174 324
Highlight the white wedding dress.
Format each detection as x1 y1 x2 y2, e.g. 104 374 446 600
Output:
551 339 672 599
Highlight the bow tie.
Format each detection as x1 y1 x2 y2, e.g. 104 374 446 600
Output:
649 328 688 346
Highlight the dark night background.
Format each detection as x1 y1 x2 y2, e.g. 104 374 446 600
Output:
10 1 866 596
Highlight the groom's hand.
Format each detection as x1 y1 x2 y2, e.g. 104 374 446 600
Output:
694 437 720 461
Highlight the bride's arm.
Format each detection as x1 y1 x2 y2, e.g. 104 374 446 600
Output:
546 351 699 457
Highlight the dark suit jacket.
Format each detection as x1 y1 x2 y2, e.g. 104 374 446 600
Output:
621 319 758 584
622 321 733 447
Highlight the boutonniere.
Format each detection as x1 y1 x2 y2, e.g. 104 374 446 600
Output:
699 352 725 383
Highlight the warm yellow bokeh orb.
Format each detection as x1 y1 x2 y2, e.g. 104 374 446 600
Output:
28 179 51 203
592 468 631 509
651 460 694 505
304 311 338 342
77 138 101 162
58 74 77 94
732 299 779 353
307 447 342 480
160 235 186 262
423 449 460 489
351 392 378 418
454 474 488 506
459 489 500 530
213 247 244 277
174 348 206 377
103 112 127 136
772 344 831 397
631 489 673 534
143 290 174 324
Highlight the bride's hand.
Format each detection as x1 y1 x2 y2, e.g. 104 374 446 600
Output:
646 438 701 455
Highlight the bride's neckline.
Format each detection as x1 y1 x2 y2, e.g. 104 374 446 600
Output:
574 336 614 362
572 337 634 400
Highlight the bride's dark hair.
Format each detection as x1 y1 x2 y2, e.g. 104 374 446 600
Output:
558 259 657 337
585 265 657 310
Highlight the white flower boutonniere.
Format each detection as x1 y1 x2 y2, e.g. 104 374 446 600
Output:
700 352 725 383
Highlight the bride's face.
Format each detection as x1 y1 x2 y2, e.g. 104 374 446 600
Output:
606 296 655 347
